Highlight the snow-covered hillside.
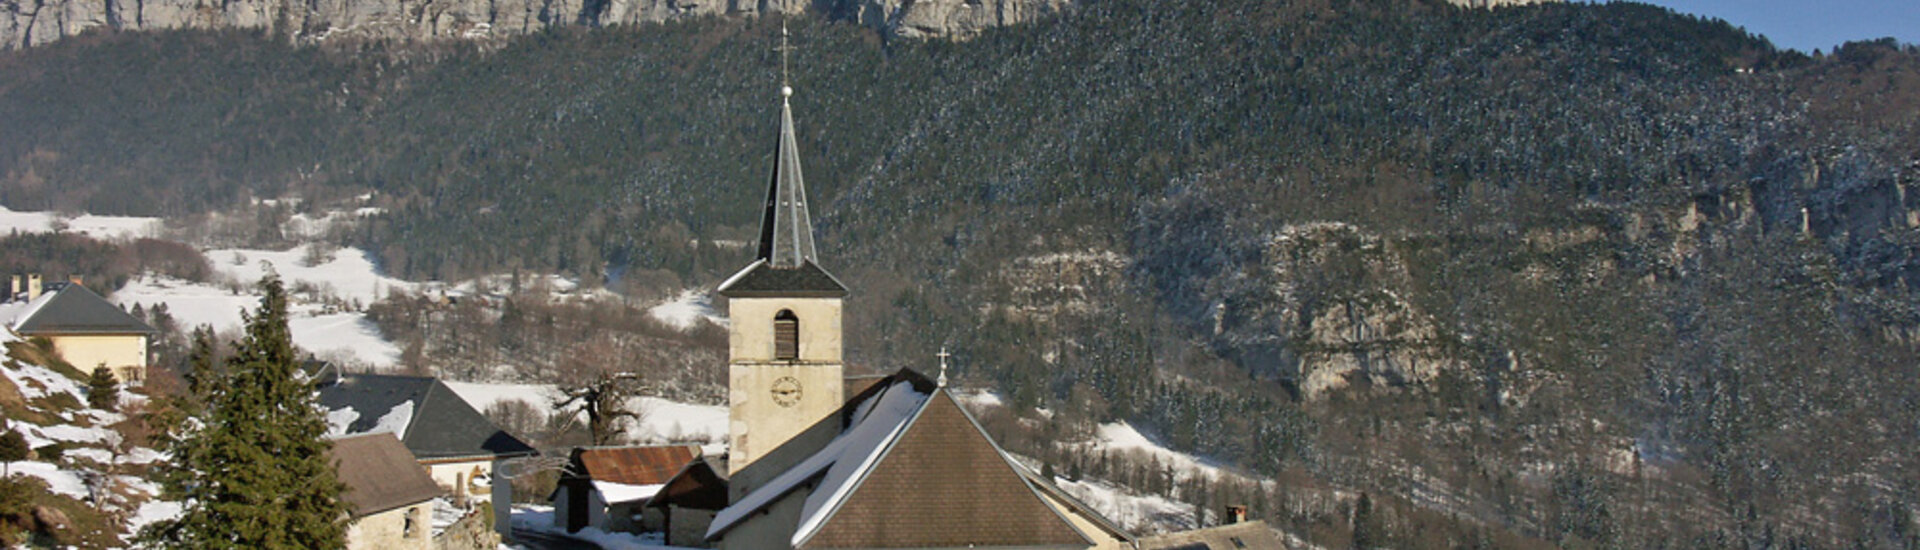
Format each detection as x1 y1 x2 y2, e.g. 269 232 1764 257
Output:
445 381 727 446
0 206 160 241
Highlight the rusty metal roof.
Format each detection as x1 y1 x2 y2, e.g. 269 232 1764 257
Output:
567 445 700 486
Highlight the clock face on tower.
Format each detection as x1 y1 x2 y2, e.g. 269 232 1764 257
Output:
771 376 803 407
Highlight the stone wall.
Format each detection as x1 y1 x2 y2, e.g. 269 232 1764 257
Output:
434 507 500 550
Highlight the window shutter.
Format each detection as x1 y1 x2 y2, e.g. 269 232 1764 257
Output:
774 310 799 360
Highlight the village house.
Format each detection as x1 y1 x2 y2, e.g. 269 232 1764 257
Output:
317 372 538 537
550 444 700 533
643 456 731 546
1135 508 1290 550
4 275 155 384
329 433 444 550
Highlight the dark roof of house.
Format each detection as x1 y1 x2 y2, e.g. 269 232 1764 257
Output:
1136 520 1290 550
11 284 156 335
317 374 537 461
565 445 699 486
646 457 731 511
709 369 1103 548
328 433 445 518
716 259 847 298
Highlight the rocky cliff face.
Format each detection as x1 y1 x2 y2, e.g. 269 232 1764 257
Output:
0 0 1081 49
1 0 1557 50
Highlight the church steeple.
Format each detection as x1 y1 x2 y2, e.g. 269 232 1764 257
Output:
719 20 848 477
756 86 818 268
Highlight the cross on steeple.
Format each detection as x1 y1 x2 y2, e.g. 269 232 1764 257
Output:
937 346 951 388
774 18 796 95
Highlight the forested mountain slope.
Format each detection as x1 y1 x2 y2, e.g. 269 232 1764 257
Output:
3 0 1919 546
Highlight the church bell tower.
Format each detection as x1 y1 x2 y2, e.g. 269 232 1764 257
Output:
716 61 848 476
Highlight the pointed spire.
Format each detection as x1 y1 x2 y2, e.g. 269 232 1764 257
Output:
756 20 818 269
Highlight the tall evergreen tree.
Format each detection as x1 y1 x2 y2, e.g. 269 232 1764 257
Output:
141 274 347 549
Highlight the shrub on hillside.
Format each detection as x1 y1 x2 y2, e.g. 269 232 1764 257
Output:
85 367 118 411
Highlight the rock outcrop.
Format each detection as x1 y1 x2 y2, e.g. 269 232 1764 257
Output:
0 0 1561 50
0 0 1080 49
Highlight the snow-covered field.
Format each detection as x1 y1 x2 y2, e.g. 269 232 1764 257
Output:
0 206 161 241
648 290 726 329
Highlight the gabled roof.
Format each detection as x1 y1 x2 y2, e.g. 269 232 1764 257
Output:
328 433 445 518
318 374 537 461
646 457 730 511
1136 520 1289 550
566 445 699 486
708 370 1098 548
10 284 156 336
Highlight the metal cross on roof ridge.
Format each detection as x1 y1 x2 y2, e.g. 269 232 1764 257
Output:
936 346 951 388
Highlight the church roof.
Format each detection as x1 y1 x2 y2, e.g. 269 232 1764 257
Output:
759 91 821 269
10 284 156 336
717 87 848 298
716 259 847 298
328 433 445 518
708 371 1097 548
318 374 537 462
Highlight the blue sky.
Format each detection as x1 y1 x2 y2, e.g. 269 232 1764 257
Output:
1598 0 1919 53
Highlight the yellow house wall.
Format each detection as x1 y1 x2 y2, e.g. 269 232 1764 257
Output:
426 460 493 503
726 298 841 363
345 502 432 550
48 334 147 383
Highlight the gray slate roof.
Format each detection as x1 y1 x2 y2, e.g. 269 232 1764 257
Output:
11 284 156 335
716 259 848 298
318 374 536 461
757 91 821 269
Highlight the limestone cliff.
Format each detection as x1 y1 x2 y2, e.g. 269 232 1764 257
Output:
0 0 1080 49
0 0 1557 50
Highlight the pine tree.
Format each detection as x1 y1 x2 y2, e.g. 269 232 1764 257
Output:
86 365 119 410
141 274 348 549
182 324 221 400
1352 492 1375 550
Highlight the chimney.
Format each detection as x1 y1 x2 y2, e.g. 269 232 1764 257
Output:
9 275 18 301
1226 504 1248 525
68 275 82 287
27 274 42 301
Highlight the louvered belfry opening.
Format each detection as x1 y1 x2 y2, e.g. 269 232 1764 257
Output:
774 309 800 361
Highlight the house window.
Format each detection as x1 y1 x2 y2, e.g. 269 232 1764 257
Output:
404 506 421 538
774 310 799 361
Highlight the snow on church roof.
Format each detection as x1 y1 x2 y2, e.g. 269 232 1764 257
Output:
706 375 1099 547
707 380 929 540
